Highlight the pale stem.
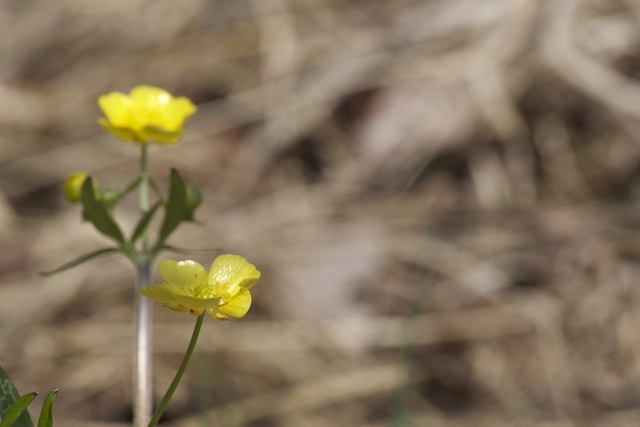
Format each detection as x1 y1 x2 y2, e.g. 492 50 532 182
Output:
134 143 153 427
134 263 153 427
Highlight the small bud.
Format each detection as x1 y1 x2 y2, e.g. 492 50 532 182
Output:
64 172 95 203
185 185 202 211
99 188 118 206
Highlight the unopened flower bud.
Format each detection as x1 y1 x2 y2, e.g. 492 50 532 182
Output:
64 172 95 203
185 185 202 211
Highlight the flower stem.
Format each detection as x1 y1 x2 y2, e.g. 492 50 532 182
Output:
134 143 153 427
148 313 204 427
134 263 153 427
140 144 150 234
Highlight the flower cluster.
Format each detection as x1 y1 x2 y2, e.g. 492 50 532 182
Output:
47 84 262 427
138 255 261 320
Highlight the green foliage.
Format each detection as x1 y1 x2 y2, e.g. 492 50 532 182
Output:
36 391 57 427
184 185 202 221
39 248 121 277
0 367 33 427
46 169 202 274
131 201 162 244
158 169 189 244
0 370 57 427
0 393 37 427
0 367 34 427
81 178 125 245
116 177 142 203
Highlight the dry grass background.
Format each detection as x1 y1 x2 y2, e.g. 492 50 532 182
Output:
3 0 640 425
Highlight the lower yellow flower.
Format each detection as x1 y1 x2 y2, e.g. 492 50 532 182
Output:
138 255 261 320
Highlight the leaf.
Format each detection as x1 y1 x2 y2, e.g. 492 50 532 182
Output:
131 201 162 244
148 178 164 201
39 248 121 277
81 177 125 244
119 177 142 201
0 367 34 427
158 169 188 243
36 390 57 427
0 393 37 427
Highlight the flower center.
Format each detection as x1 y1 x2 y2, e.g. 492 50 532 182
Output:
210 281 240 301
180 274 216 299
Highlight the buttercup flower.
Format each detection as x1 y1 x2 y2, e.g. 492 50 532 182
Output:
138 255 260 320
63 171 95 203
98 85 197 144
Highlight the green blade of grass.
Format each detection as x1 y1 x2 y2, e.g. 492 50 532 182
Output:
36 390 57 427
0 393 37 427
0 367 34 427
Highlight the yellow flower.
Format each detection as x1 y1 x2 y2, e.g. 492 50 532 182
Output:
63 171 95 203
98 85 197 144
138 255 261 320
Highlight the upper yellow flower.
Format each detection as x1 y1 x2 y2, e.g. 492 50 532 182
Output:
138 255 261 320
98 85 197 144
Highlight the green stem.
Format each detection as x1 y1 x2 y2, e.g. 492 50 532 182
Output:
148 313 205 427
140 144 150 249
134 143 153 427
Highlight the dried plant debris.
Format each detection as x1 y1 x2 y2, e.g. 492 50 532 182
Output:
3 0 640 425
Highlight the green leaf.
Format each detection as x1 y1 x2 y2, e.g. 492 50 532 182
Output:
158 169 188 244
36 390 57 427
0 367 34 427
119 177 142 201
185 185 202 216
131 201 162 244
39 248 121 277
0 393 37 427
148 178 164 201
81 178 125 244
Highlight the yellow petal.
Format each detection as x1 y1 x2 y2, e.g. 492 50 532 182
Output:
137 283 179 304
140 283 219 311
209 254 261 292
161 97 197 131
164 303 190 312
173 96 197 116
140 125 182 144
98 92 133 127
158 260 207 287
171 293 220 311
130 85 173 108
98 119 144 142
217 287 252 319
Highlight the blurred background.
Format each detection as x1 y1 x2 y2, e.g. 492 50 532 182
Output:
3 0 640 425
